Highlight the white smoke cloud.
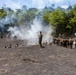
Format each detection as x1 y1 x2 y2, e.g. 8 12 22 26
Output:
61 5 68 9
32 0 45 9
48 0 63 3
8 3 21 10
0 0 76 10
1 0 21 10
8 18 53 45
32 0 64 9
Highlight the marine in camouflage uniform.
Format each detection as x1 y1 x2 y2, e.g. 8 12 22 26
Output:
39 31 43 48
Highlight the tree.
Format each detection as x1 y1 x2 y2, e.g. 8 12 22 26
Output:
0 9 6 19
43 11 51 24
68 4 76 34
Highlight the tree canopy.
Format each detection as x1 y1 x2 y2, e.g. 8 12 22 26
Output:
0 4 76 36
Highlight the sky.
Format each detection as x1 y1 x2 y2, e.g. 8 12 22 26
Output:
0 0 76 10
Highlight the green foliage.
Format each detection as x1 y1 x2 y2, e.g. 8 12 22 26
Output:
50 9 66 25
0 9 6 19
15 8 38 25
42 4 76 36
0 4 76 36
43 11 51 24
6 8 14 16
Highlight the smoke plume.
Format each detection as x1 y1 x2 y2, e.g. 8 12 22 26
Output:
8 17 53 45
0 4 53 46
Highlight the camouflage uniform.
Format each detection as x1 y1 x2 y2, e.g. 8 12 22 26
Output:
39 31 43 47
69 38 73 49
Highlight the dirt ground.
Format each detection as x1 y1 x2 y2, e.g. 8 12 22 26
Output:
0 38 76 75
